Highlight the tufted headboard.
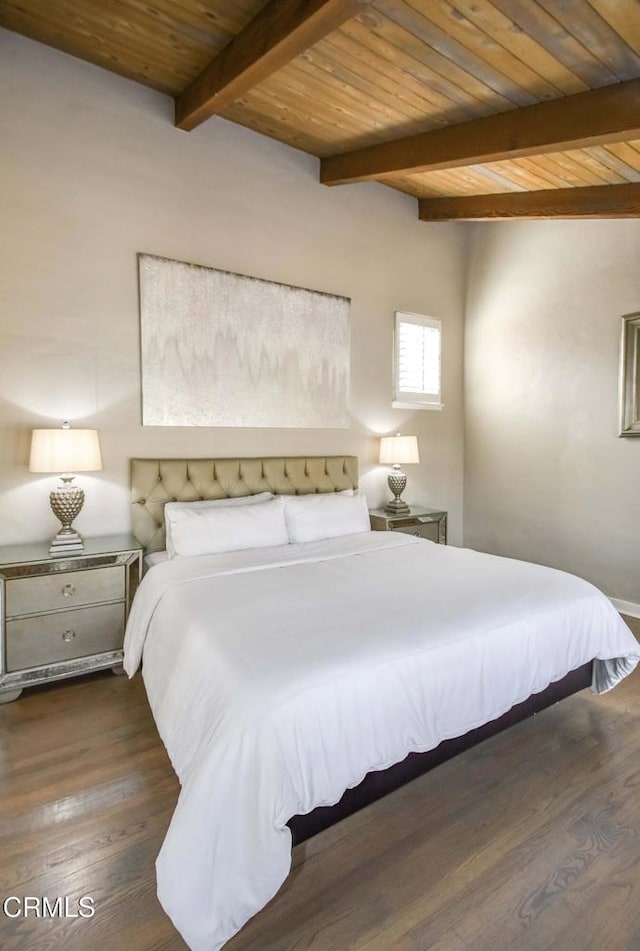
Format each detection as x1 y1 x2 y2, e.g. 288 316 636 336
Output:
131 455 359 551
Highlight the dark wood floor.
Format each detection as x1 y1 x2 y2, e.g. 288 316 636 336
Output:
1 617 639 951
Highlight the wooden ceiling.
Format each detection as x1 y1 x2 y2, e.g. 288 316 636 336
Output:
2 0 640 220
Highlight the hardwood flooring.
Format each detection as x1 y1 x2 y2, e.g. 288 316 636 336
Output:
1 616 639 951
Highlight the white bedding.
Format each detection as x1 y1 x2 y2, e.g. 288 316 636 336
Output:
123 532 640 951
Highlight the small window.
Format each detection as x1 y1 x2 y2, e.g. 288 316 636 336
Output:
393 311 443 410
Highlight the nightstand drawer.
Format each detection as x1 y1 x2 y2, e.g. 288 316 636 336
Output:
393 522 439 542
6 565 125 618
6 602 125 671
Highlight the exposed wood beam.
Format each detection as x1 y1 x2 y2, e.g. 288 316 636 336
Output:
321 78 640 185
417 183 640 221
175 0 368 132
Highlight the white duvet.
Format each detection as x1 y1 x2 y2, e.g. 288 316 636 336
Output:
123 532 640 951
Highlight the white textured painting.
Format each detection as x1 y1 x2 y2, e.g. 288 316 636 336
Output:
138 254 350 428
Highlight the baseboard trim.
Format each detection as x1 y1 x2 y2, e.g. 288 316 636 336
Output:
610 598 640 619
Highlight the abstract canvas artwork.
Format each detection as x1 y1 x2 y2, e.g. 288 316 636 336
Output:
138 254 351 428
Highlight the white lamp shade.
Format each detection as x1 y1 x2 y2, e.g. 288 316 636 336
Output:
379 434 420 466
29 428 103 473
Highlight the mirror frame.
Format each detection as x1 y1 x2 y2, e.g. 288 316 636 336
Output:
619 312 640 436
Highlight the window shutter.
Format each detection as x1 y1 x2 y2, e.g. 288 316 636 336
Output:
393 312 442 409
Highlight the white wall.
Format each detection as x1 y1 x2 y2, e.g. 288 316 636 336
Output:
0 30 466 548
464 219 640 604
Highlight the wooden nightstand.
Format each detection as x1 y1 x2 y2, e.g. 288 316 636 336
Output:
0 535 143 702
369 506 448 544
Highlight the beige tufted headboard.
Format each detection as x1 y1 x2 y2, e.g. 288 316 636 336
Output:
131 455 359 551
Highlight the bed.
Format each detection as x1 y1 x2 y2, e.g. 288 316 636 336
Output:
124 455 640 951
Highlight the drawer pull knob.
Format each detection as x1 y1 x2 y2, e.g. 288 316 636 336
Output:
62 584 76 598
62 629 76 642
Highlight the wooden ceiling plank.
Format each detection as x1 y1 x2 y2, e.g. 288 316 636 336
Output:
508 156 585 189
444 0 589 95
233 80 394 152
611 142 640 166
398 0 569 101
1 0 231 69
586 0 640 54
223 101 328 154
322 28 474 119
175 0 369 131
467 164 527 192
372 0 540 105
382 173 451 197
564 148 628 183
268 76 431 149
479 158 562 190
488 0 620 86
418 183 640 219
225 90 372 155
345 14 515 114
123 0 261 44
320 77 640 184
444 167 503 191
432 165 514 193
289 52 434 127
243 84 385 144
535 0 640 81
76 0 231 62
389 164 495 195
0 3 197 94
293 43 512 153
399 170 474 195
524 151 607 187
258 62 421 139
0 7 149 62
413 175 482 196
340 16 496 124
228 87 380 154
584 146 640 182
521 153 598 188
602 142 640 182
427 171 487 194
522 146 635 186
317 33 463 118
551 149 619 185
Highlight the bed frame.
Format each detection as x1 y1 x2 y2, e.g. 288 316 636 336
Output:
288 661 592 844
130 456 594 846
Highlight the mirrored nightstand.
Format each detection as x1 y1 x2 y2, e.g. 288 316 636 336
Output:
369 506 447 544
0 535 143 702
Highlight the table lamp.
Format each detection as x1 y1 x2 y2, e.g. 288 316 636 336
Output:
29 422 103 554
379 433 419 514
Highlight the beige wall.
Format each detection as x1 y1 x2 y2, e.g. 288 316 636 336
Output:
0 30 466 548
464 220 640 605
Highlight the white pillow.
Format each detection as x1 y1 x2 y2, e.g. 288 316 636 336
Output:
165 492 273 557
166 498 289 559
166 491 273 513
283 492 370 544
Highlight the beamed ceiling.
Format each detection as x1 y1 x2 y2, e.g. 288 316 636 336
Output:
2 0 640 220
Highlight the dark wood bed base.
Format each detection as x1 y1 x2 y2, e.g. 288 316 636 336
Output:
288 661 593 846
